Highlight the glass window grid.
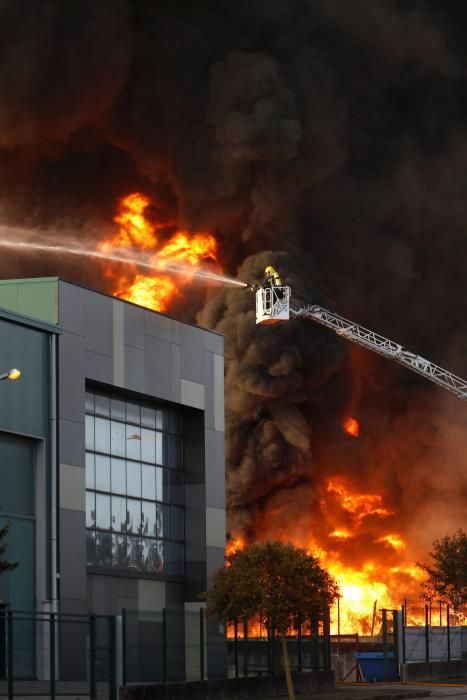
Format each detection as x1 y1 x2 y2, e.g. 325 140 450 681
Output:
85 389 184 576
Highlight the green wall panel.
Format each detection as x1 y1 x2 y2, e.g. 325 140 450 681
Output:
0 278 58 325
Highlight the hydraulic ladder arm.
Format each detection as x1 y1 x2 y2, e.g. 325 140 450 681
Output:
293 305 467 401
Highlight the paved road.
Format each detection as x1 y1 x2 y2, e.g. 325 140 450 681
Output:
296 681 467 700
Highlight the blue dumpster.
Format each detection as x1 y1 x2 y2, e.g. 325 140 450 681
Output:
355 652 396 682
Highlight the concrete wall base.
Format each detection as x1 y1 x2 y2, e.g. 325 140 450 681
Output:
401 660 467 682
120 670 335 699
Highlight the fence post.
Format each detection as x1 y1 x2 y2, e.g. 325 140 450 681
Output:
392 610 399 680
243 618 248 677
122 608 127 687
310 619 319 670
424 605 430 663
162 608 167 683
7 611 13 700
90 615 97 700
50 612 56 700
382 609 388 681
234 618 239 678
108 616 117 700
199 608 205 681
447 605 451 662
401 605 406 664
323 608 331 672
267 622 272 675
272 627 277 675
297 619 302 673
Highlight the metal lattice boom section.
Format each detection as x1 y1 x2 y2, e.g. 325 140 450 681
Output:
293 305 467 401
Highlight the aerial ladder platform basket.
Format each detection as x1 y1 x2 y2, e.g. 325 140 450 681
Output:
255 285 291 325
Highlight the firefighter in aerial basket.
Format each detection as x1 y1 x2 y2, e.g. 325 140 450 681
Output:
263 265 282 287
248 265 283 292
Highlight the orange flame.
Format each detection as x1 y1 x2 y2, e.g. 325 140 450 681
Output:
226 477 428 635
226 537 245 558
100 192 219 312
326 478 393 521
343 416 359 437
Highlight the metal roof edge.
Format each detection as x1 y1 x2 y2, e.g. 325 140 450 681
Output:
0 305 62 334
57 278 224 338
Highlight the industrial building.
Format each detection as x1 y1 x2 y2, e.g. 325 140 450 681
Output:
0 277 226 681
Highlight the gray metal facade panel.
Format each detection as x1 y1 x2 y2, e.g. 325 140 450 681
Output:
124 303 145 350
84 349 113 384
144 309 182 345
59 598 88 615
171 344 182 402
204 429 225 510
203 352 215 430
184 561 207 601
59 418 85 467
58 281 86 335
59 509 87 600
164 581 185 606
58 331 85 423
184 485 207 562
143 335 178 401
124 344 145 393
203 330 224 355
180 323 205 383
83 291 113 356
183 411 205 486
87 574 138 615
206 546 226 580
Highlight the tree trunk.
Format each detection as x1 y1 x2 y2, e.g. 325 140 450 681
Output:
280 633 295 700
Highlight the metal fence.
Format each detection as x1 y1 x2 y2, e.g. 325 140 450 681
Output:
227 635 331 677
0 607 333 696
400 602 466 663
121 607 206 684
226 613 332 678
0 609 115 699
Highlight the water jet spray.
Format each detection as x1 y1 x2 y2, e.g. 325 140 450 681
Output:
0 228 247 289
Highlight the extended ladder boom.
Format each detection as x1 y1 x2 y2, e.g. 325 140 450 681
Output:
293 305 467 401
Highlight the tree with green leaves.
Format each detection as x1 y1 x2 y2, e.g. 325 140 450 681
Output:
206 541 338 700
418 529 467 609
0 522 17 575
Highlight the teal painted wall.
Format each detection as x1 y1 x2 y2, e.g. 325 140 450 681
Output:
0 318 50 437
0 316 52 612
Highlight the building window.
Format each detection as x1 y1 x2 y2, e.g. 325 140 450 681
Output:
85 388 184 576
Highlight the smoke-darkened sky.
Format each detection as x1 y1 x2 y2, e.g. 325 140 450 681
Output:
0 0 466 567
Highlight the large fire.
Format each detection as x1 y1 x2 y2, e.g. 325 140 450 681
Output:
227 476 426 635
100 192 219 312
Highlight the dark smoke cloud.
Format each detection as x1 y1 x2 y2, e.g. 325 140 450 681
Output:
0 1 131 147
0 1 466 568
199 250 348 534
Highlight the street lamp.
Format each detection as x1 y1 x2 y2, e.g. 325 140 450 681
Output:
0 369 21 382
